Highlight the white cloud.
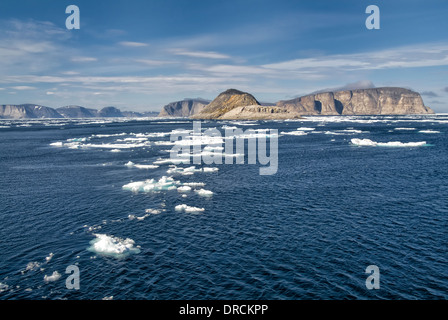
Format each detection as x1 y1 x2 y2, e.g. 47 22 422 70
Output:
10 86 36 90
71 56 98 62
170 49 231 59
134 59 175 66
118 41 149 47
61 71 80 75
263 43 448 72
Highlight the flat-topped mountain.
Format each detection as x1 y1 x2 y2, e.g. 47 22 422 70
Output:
189 87 433 120
191 89 261 119
277 87 434 115
158 98 210 117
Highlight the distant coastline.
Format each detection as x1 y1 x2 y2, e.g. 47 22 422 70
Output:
1 87 434 120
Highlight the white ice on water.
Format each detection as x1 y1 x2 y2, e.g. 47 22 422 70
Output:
351 138 427 147
87 234 140 258
174 204 205 213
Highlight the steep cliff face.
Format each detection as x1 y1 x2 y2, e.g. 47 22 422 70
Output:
218 105 301 120
158 99 210 117
191 89 260 119
0 104 63 119
277 88 434 115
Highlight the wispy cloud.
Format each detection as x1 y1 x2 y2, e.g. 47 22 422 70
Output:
71 56 98 62
263 43 448 73
10 85 36 90
134 59 175 66
170 49 231 59
118 41 149 47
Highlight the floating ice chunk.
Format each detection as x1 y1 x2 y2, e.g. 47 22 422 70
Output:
167 166 202 175
91 133 128 138
125 161 159 169
222 125 239 130
394 127 416 131
136 132 170 138
44 271 61 282
351 139 379 146
0 283 9 293
102 296 114 300
195 189 213 197
351 138 427 147
203 167 219 173
419 130 440 134
177 186 192 193
296 127 315 131
87 234 140 258
121 137 148 142
145 208 161 214
280 130 308 136
182 182 206 187
81 142 150 149
122 176 180 193
128 214 150 221
50 141 64 147
67 137 89 142
203 146 224 151
175 204 205 213
22 261 42 274
378 141 428 147
153 158 187 165
45 253 54 263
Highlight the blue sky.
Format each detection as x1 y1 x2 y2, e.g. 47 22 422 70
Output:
0 0 448 112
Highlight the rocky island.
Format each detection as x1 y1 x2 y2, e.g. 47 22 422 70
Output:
158 98 210 117
191 87 434 120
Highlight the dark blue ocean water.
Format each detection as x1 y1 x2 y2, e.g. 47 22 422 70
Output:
0 115 447 300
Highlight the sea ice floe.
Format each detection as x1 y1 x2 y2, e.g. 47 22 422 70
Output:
125 161 159 169
67 137 90 142
182 182 206 187
91 133 128 138
195 189 213 197
45 253 54 263
145 208 161 214
296 127 315 131
87 234 140 258
418 130 440 134
394 127 416 131
177 186 192 193
280 130 308 136
44 271 61 282
153 158 187 165
0 283 9 293
166 166 218 175
167 166 202 175
118 137 148 142
122 176 180 193
351 138 427 147
135 132 171 138
174 204 205 213
128 214 150 221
